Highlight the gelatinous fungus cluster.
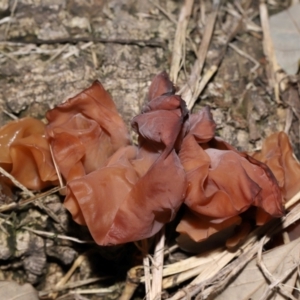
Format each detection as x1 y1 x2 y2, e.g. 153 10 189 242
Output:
1 72 298 247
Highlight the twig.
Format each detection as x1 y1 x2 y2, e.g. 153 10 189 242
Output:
5 37 167 48
257 236 298 300
45 44 69 66
259 1 282 103
179 1 220 109
4 0 18 38
2 108 18 120
0 49 19 63
39 277 110 297
50 253 87 299
142 239 152 300
119 266 144 300
0 17 11 26
200 0 206 25
151 227 165 300
228 42 260 73
169 202 300 300
169 0 194 84
23 226 94 244
285 189 300 210
284 107 294 134
68 287 117 295
49 144 64 189
62 41 94 60
0 166 34 197
183 13 243 110
149 0 177 24
0 186 63 213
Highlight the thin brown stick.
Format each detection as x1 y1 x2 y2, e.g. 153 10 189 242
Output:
257 236 298 300
228 42 260 73
181 16 242 110
5 37 166 48
169 203 300 300
142 239 152 300
0 186 63 213
49 144 64 189
50 254 87 299
45 44 69 65
179 2 220 108
119 266 144 300
0 166 34 197
169 0 194 84
151 227 165 300
149 0 177 24
39 277 110 297
259 1 282 103
4 0 18 38
23 227 94 244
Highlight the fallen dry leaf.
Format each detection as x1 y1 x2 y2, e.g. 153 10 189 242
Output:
0 281 39 300
269 3 300 75
214 237 300 300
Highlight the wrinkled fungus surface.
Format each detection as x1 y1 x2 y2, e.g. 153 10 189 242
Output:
0 72 288 247
65 72 188 244
252 131 300 201
46 81 130 183
0 118 58 190
176 109 284 243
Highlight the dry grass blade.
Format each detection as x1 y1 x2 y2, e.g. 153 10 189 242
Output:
50 254 87 299
169 0 194 84
135 190 300 295
39 277 110 297
150 0 177 24
151 228 165 300
142 239 152 300
0 166 34 197
49 144 64 188
23 227 94 244
68 287 117 295
19 186 64 206
119 266 144 300
4 0 18 38
167 203 300 299
179 0 245 110
228 42 260 72
0 186 63 214
179 1 220 109
285 190 300 209
257 236 298 300
259 1 283 103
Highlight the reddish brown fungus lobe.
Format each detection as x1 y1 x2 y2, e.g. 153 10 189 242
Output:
46 80 130 182
0 72 285 247
46 81 130 224
50 72 188 244
252 131 300 201
0 118 58 190
176 108 284 243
